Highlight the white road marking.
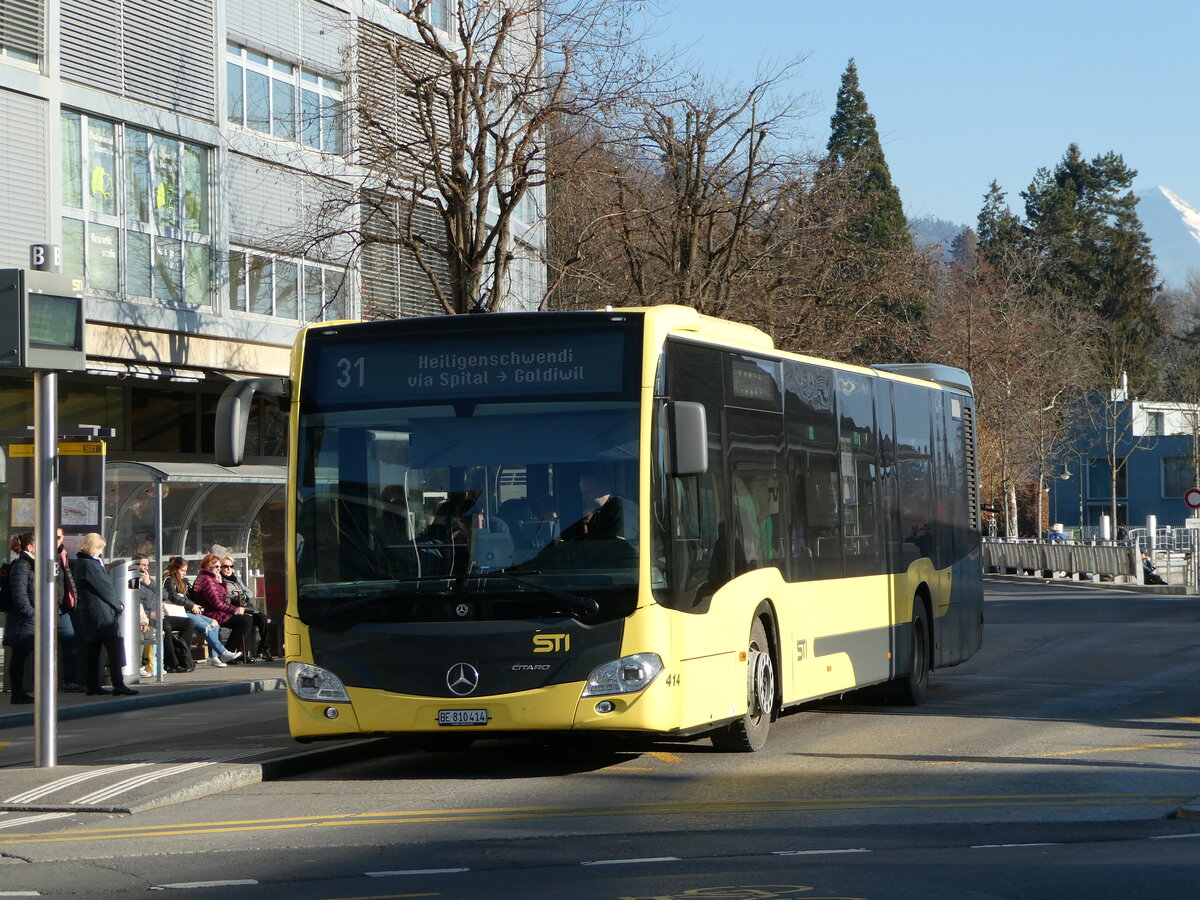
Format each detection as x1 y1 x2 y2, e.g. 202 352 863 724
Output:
582 857 681 866
0 812 74 830
971 843 1060 849
73 762 215 805
773 848 870 856
151 880 258 889
1148 832 1200 840
366 868 471 876
3 764 146 804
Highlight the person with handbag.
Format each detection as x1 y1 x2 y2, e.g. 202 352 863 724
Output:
163 557 240 667
192 554 254 664
72 532 138 697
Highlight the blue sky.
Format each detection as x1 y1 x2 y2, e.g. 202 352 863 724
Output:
645 0 1200 227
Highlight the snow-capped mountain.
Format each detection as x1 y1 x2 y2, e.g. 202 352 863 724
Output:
912 187 1200 289
1135 186 1200 290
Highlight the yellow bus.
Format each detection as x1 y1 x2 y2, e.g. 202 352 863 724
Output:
218 305 983 751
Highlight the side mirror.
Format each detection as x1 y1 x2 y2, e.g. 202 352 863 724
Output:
215 377 287 467
665 400 708 477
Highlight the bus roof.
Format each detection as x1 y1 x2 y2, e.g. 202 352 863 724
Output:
636 305 973 396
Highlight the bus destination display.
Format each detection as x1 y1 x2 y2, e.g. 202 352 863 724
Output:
311 329 629 404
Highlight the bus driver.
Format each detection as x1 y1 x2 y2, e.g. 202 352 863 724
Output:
560 469 637 542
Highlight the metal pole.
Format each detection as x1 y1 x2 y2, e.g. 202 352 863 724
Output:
33 371 58 767
154 479 164 682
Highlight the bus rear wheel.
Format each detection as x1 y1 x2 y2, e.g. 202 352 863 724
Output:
890 608 929 706
711 617 775 752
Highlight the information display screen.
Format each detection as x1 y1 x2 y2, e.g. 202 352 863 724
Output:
28 293 82 348
306 325 635 407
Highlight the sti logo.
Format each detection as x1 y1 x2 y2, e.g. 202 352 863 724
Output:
532 633 570 653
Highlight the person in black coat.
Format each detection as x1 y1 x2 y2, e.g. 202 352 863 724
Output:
3 532 36 704
72 532 138 696
559 471 637 542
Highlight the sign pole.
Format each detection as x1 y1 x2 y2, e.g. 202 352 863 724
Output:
34 371 59 767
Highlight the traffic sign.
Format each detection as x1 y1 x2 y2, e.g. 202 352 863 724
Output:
1185 488 1200 509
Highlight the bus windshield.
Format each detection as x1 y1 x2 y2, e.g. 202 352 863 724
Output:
294 399 641 624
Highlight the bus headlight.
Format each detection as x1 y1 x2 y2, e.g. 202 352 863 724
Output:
581 653 664 697
287 661 350 702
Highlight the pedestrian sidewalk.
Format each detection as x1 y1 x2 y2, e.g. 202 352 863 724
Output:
0 657 288 731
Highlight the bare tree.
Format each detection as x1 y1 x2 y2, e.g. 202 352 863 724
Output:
930 241 1097 536
304 0 653 316
549 61 814 312
1156 276 1200 492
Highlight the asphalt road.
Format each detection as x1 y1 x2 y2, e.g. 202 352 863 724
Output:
1 578 1199 899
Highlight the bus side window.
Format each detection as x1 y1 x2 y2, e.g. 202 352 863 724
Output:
893 382 934 569
837 372 883 577
783 360 838 581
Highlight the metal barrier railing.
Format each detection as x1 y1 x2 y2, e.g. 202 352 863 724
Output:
984 537 1196 589
982 539 1141 582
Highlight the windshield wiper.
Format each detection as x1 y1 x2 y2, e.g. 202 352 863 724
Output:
471 570 600 616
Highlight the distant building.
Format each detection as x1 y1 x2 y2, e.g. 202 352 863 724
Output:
0 1 546 543
1052 399 1200 530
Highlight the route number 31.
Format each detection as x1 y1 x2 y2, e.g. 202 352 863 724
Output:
335 357 365 388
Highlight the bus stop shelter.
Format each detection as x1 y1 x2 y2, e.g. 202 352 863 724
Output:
104 461 287 674
105 461 286 568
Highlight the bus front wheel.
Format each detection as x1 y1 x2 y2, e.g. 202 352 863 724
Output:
711 617 775 752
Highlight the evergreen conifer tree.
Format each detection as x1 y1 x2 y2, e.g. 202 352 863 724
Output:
820 59 911 253
976 181 1023 261
1021 145 1161 389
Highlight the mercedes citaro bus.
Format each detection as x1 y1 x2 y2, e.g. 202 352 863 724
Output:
217 305 983 751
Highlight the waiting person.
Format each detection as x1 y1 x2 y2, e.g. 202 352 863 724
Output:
163 556 239 667
220 557 270 661
73 532 138 697
192 554 254 663
4 533 36 705
1142 553 1167 585
131 553 196 674
54 528 83 692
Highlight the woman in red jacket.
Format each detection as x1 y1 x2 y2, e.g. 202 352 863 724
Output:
191 554 252 663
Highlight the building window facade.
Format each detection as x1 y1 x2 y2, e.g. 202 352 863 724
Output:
226 44 344 154
228 249 347 322
1163 456 1194 498
60 110 212 306
0 0 43 66
392 0 452 30
1087 457 1127 500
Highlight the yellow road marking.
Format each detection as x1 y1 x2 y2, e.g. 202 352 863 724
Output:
1034 743 1187 758
1170 715 1200 724
0 793 1192 845
649 751 683 764
927 742 1188 764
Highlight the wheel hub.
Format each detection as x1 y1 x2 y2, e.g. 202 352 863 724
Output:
750 648 774 718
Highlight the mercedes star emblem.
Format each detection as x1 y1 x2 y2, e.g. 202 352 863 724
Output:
447 662 480 696
455 603 470 618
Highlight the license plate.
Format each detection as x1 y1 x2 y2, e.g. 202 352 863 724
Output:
438 709 488 726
